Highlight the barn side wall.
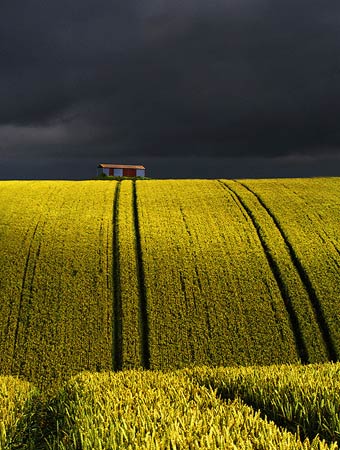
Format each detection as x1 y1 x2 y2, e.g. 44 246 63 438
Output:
114 168 123 176
98 167 145 177
136 169 145 177
123 168 137 177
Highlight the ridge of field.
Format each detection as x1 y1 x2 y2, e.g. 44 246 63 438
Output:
0 181 116 390
1 365 338 450
135 179 299 369
238 178 340 359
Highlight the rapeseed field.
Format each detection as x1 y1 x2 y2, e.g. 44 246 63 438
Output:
0 181 116 390
0 177 339 448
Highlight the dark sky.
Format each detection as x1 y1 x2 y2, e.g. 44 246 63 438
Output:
1 0 340 179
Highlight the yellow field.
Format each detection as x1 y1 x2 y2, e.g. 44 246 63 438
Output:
0 181 116 390
0 178 339 384
136 180 298 368
239 178 340 359
0 177 339 448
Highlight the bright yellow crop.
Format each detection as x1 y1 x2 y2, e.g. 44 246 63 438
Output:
0 181 116 391
0 177 340 389
239 178 340 359
114 180 143 368
135 179 298 369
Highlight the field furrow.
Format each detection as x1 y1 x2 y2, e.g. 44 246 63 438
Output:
220 180 310 363
112 182 123 370
133 181 150 369
240 178 340 359
11 221 41 374
115 180 144 369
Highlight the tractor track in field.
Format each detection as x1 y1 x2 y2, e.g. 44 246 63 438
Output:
21 233 44 368
132 181 150 370
12 221 41 372
112 182 123 370
333 244 340 258
235 181 338 362
2 225 33 361
218 180 309 364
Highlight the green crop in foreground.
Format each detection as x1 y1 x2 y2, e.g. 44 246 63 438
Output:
1 364 339 449
190 362 340 444
44 368 337 450
0 376 38 449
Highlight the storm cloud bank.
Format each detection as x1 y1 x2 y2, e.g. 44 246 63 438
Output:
1 0 340 177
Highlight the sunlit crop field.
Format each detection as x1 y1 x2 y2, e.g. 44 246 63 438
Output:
0 181 117 390
1 363 339 449
1 178 340 381
0 177 339 448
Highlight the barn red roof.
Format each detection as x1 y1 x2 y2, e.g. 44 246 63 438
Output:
98 163 145 169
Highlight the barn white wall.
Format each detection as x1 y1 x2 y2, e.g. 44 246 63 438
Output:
136 169 145 177
114 168 123 176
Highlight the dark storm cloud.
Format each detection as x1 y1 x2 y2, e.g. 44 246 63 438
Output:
0 0 140 125
1 0 340 169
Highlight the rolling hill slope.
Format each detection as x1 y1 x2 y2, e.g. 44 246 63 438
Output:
0 178 339 390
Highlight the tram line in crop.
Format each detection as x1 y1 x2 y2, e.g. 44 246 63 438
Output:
219 180 310 364
237 181 337 362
